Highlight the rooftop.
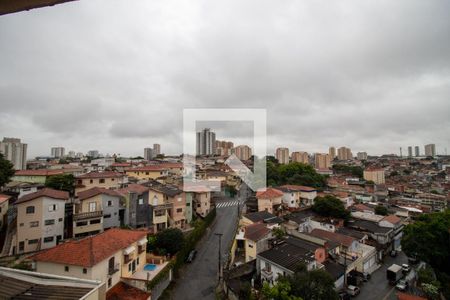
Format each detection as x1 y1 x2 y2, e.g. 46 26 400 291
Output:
256 187 283 199
76 171 124 179
244 223 271 242
77 187 123 201
16 188 69 204
0 267 103 300
31 228 147 268
279 184 317 192
309 228 355 248
118 183 150 195
244 211 282 224
106 281 150 300
14 169 64 176
258 240 314 272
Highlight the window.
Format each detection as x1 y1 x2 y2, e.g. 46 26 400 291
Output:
19 241 24 251
90 219 101 224
104 214 111 219
186 203 190 207
89 179 93 184
76 221 88 226
45 219 55 225
107 200 112 207
43 236 54 243
99 179 105 183
137 257 140 265
138 198 144 205
48 204 57 211
248 243 254 248
83 268 87 274
28 239 39 245
177 197 182 202
26 206 35 214
155 210 165 216
176 208 183 213
89 202 97 212
265 262 271 272
30 221 39 227
108 278 112 288
19 223 24 227
65 266 69 272
128 263 132 272
58 218 63 222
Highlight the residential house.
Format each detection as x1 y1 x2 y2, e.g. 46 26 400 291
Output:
73 187 124 238
4 182 43 199
379 214 403 251
12 169 65 184
146 183 187 231
31 228 148 292
15 188 68 253
279 185 317 207
256 188 283 214
117 184 152 229
0 194 10 229
233 223 272 263
240 211 283 228
256 236 319 285
125 166 168 181
76 172 127 193
184 192 193 224
188 186 212 218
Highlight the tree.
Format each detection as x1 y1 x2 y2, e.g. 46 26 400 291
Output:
267 162 327 188
312 195 350 220
332 164 363 178
154 228 185 255
374 205 388 216
0 153 15 188
262 263 338 300
402 210 450 298
45 174 75 194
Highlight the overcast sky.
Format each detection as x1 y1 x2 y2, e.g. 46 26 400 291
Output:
1 0 449 158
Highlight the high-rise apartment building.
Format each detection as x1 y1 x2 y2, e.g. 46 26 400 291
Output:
414 146 420 157
153 144 161 155
314 153 331 169
424 144 436 157
337 147 353 160
329 147 336 159
407 146 413 158
275 147 289 164
215 140 234 156
232 145 252 160
0 137 27 170
357 152 368 160
144 148 154 160
51 147 65 158
291 151 309 164
196 128 216 156
87 150 99 158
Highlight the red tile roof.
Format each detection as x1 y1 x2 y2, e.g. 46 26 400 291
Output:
117 184 149 195
382 214 401 224
244 223 271 242
396 292 427 300
16 188 69 204
106 281 150 300
0 194 11 204
111 163 131 167
77 171 124 179
77 187 123 201
14 169 64 176
256 188 284 199
353 203 373 212
280 185 316 192
31 228 148 268
310 228 355 248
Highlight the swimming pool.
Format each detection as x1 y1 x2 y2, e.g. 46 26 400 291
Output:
144 263 157 271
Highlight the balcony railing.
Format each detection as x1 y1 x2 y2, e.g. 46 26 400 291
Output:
261 268 273 279
73 211 103 221
108 263 120 275
153 203 173 211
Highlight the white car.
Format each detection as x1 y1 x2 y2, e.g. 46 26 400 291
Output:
396 279 408 291
402 264 411 273
346 285 360 296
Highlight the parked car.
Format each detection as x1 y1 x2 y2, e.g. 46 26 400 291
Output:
390 250 397 257
396 279 408 291
402 264 411 273
339 291 351 300
351 270 371 282
186 250 197 263
346 285 360 297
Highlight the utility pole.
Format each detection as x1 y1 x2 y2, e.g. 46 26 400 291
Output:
215 233 223 281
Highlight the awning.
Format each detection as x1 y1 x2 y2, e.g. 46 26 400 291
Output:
138 238 147 246
123 245 135 255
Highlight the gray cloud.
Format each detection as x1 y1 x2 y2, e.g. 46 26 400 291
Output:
0 0 449 157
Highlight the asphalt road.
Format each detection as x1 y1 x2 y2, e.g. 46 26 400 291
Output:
169 185 248 300
355 250 416 300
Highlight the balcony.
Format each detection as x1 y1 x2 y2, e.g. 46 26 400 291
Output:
153 203 173 211
73 211 103 221
108 263 120 275
261 268 273 280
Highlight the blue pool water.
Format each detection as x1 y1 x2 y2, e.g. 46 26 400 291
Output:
144 264 157 271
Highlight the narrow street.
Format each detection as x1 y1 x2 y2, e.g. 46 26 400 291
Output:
169 185 248 300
